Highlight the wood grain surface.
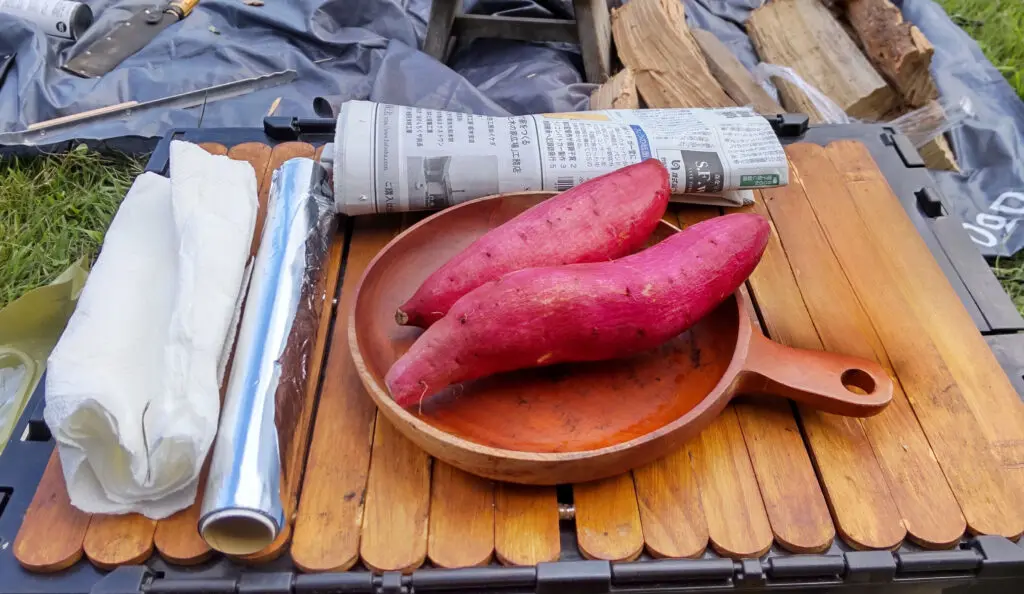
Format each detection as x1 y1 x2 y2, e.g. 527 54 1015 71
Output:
747 0 899 121
679 204 832 554
763 151 965 548
14 451 91 572
743 197 908 551
291 217 403 572
574 474 645 561
427 462 495 568
784 142 1007 541
733 401 834 553
611 0 733 108
789 142 1024 539
153 470 212 565
691 28 784 114
826 141 1024 472
83 513 156 569
678 207 770 559
692 410 773 558
359 417 432 573
589 68 640 109
494 484 561 565
632 445 709 558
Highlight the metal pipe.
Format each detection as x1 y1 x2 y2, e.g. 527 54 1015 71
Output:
199 157 335 555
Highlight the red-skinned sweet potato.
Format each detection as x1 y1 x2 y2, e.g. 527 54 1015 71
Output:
396 159 670 328
386 212 770 408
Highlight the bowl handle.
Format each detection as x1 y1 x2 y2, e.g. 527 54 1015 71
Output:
738 332 893 417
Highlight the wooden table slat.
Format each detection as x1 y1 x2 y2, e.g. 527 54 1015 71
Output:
14 452 91 572
744 197 909 550
83 513 156 569
292 217 401 572
494 484 561 565
764 150 967 547
734 401 834 553
427 462 496 568
359 417 432 573
826 141 1024 472
632 445 709 558
573 474 645 561
786 143 1008 540
678 205 832 555
693 410 774 558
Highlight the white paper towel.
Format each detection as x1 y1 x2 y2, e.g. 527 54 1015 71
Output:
44 141 258 519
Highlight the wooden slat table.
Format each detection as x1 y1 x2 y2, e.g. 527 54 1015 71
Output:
14 140 1024 575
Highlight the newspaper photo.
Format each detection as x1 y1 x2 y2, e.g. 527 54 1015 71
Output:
332 100 788 216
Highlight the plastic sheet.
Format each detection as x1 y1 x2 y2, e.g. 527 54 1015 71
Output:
0 0 586 146
895 0 1024 257
3 0 1024 254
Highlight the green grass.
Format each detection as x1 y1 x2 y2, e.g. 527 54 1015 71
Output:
935 0 1024 99
0 146 142 308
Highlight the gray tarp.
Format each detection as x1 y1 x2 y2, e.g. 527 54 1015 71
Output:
2 0 1023 255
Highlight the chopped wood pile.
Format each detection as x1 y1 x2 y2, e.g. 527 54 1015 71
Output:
589 0 958 171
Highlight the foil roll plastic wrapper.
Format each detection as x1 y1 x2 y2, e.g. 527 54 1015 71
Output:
200 157 335 555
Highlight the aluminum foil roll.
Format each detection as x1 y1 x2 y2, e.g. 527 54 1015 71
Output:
200 156 335 555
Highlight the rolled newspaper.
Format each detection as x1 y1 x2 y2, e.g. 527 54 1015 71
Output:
332 100 789 215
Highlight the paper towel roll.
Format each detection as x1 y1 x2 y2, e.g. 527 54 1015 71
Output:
44 141 258 518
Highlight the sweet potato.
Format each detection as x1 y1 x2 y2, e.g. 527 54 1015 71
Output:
396 159 670 328
386 213 770 407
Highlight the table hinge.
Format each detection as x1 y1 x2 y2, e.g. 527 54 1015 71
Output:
374 571 406 594
895 548 981 578
238 573 294 594
844 550 897 584
767 554 845 580
611 558 734 587
293 572 374 593
974 535 1024 579
735 558 765 587
410 566 536 591
537 560 610 594
96 566 159 594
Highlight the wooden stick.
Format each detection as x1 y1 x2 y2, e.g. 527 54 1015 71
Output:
589 68 639 110
611 0 732 108
691 29 783 115
27 101 139 131
844 0 938 107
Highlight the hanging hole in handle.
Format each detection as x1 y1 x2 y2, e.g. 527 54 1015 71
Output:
841 369 876 395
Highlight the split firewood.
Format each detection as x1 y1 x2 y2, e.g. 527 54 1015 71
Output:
590 68 640 110
611 0 733 108
747 0 899 122
690 28 783 115
919 135 959 172
842 0 939 107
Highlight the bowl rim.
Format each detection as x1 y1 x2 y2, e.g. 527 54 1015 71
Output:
347 192 754 463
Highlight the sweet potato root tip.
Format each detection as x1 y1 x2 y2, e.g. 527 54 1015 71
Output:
395 309 409 325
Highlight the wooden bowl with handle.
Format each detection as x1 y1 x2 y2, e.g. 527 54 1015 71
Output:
349 192 893 484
